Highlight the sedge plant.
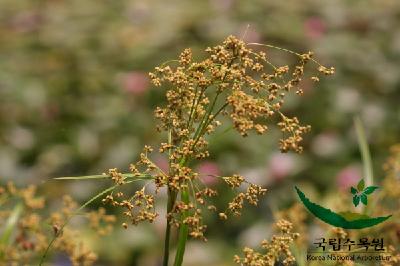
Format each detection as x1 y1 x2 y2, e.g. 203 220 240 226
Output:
37 35 334 266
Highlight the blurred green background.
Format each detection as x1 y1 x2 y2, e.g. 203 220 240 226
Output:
1 0 399 265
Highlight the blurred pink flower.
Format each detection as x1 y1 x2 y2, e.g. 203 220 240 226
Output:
121 71 149 95
336 165 362 191
196 161 221 186
11 11 42 33
268 153 295 181
311 132 342 158
304 17 326 39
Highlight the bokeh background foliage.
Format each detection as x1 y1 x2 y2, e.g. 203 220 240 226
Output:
0 0 399 265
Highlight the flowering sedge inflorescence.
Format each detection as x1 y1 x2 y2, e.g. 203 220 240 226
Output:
233 219 299 266
0 182 114 265
101 35 334 242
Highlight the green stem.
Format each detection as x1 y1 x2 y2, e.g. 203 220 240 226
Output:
173 187 190 266
186 86 201 129
163 129 175 266
163 188 177 266
191 92 221 149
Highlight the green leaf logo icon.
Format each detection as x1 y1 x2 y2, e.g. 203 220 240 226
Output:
350 179 379 207
295 186 391 229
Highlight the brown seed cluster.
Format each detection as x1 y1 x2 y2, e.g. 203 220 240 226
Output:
49 196 101 266
167 201 208 240
234 219 299 266
102 182 158 227
0 182 105 266
278 115 311 153
222 174 245 188
220 183 267 218
150 35 333 155
5 182 45 209
277 203 307 246
102 36 333 240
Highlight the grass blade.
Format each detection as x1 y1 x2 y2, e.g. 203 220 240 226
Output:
0 203 23 245
354 116 374 215
354 116 374 188
54 173 153 180
54 175 109 180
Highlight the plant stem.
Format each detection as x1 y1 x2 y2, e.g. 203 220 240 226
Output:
173 187 190 266
163 188 176 266
170 62 232 264
162 129 175 266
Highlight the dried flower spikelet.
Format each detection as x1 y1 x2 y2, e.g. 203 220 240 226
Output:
223 174 245 188
318 65 335 75
102 185 158 229
108 168 125 185
179 48 192 66
278 115 311 153
277 203 307 245
221 181 267 218
219 213 228 220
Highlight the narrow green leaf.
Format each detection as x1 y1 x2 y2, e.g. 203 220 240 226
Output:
350 187 358 195
357 179 365 191
55 175 109 180
363 186 379 195
0 203 23 245
361 194 368 205
54 173 153 180
354 117 373 189
353 195 360 207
